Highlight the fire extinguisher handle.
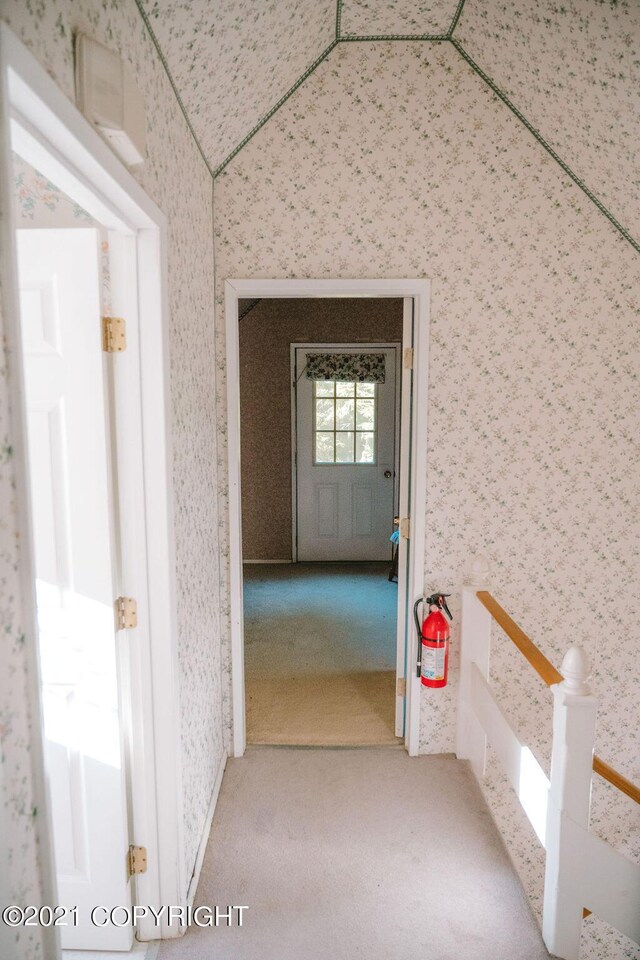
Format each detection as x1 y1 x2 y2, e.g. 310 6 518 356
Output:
440 596 453 621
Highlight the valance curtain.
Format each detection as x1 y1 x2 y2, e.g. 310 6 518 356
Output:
305 353 386 383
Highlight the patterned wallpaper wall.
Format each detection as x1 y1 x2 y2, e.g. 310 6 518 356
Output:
239 297 403 560
0 293 55 959
1 1 223 943
456 0 640 245
137 0 336 172
341 0 459 37
13 155 93 227
214 40 640 960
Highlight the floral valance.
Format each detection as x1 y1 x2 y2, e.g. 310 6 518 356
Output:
305 353 386 383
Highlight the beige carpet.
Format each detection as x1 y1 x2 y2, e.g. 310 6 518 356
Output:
243 563 400 746
156 747 550 960
246 670 397 745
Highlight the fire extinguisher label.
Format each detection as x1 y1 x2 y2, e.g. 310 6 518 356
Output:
421 645 445 681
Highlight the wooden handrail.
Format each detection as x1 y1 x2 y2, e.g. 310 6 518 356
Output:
592 756 640 805
475 590 640 807
476 591 562 686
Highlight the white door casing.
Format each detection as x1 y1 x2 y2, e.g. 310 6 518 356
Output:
294 345 398 562
225 279 430 760
18 228 132 950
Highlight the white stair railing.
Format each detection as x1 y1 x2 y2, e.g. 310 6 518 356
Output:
456 557 640 960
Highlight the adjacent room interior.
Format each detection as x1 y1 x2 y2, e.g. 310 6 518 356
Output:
239 297 403 746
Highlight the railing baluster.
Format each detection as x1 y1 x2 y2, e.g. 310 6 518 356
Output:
457 555 491 779
543 646 597 960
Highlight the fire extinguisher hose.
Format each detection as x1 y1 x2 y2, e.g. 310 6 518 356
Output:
414 598 424 677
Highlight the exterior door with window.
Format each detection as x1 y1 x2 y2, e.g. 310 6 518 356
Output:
295 346 398 561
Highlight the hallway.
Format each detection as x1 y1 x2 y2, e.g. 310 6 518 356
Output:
156 747 549 960
243 563 398 745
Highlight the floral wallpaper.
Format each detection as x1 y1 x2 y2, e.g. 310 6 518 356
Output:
341 0 459 36
13 155 93 226
214 39 640 959
1 0 224 936
455 0 640 245
0 299 56 958
137 0 336 172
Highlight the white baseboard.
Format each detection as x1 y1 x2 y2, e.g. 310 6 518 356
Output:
186 749 228 908
243 559 292 564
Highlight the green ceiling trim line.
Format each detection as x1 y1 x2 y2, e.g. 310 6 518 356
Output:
339 35 449 42
336 0 343 39
451 39 640 255
133 0 215 181
215 40 339 177
448 0 468 37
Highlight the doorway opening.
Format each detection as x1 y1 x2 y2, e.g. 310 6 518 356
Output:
241 304 402 746
225 280 431 759
1 25 184 949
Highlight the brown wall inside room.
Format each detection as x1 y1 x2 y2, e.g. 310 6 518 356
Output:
240 297 403 560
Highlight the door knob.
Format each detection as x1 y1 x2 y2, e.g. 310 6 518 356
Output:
384 470 392 478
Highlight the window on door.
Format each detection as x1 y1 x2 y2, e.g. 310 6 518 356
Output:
314 380 376 464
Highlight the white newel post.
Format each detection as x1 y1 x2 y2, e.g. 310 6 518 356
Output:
543 646 597 960
456 555 491 778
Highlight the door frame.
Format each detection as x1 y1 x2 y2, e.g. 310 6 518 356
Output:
0 25 185 944
225 279 431 759
290 342 401 563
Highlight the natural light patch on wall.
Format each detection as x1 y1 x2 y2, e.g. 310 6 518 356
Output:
340 0 459 36
455 0 640 243
138 0 336 171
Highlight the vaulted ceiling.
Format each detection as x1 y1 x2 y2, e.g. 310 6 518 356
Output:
137 0 640 244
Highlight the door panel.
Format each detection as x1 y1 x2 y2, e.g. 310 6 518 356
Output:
353 484 373 536
316 483 339 538
18 229 133 951
295 347 397 561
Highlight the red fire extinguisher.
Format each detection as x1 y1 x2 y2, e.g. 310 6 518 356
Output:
414 593 453 688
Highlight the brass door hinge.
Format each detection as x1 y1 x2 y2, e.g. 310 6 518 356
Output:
396 677 406 697
403 347 414 370
127 844 147 877
399 517 410 540
102 316 127 352
116 596 138 630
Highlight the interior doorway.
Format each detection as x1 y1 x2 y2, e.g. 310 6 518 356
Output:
240 309 402 746
225 280 431 759
0 24 185 947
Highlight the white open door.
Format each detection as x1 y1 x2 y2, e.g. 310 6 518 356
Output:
294 346 398 562
17 228 133 950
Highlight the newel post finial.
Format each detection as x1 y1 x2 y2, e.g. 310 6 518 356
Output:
560 645 591 696
467 554 490 589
